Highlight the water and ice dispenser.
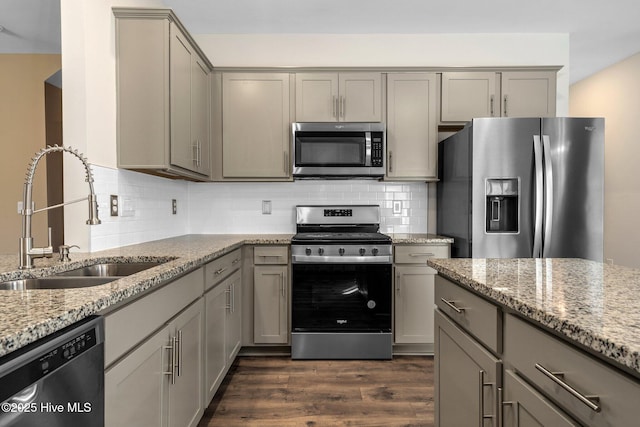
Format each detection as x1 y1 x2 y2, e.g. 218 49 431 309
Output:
485 178 519 233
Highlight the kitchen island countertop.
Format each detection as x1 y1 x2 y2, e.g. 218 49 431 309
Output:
427 257 640 377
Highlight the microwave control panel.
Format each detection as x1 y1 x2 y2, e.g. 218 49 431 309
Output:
371 132 384 167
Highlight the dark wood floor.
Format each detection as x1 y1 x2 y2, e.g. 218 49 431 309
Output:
198 355 434 427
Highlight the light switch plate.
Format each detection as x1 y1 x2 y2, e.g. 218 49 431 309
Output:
172 199 177 215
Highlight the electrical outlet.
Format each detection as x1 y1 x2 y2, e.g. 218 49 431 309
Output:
110 195 119 216
262 200 272 215
172 199 177 215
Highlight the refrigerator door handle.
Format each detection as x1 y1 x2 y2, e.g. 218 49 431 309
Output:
542 135 554 257
533 135 544 257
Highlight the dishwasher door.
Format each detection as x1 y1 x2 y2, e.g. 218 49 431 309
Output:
0 316 104 427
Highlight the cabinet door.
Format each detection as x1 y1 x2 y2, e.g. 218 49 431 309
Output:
225 270 242 363
435 309 500 427
502 370 578 427
170 24 195 172
105 325 171 427
295 72 339 122
441 72 497 122
386 73 437 179
169 300 204 427
394 266 435 344
192 57 211 176
204 282 227 405
339 72 382 122
501 71 556 118
254 265 288 344
222 73 291 178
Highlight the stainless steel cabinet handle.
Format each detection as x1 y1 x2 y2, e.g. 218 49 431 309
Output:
534 363 601 412
499 387 513 427
479 370 495 424
192 141 199 166
490 95 495 116
409 253 436 257
231 283 235 314
215 267 227 276
232 258 240 265
284 151 289 174
332 96 337 118
503 95 508 116
281 273 285 297
388 151 393 173
163 339 176 385
340 95 345 118
225 287 232 311
176 331 182 377
440 297 465 313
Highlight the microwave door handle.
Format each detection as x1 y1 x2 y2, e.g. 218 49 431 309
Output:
365 132 372 167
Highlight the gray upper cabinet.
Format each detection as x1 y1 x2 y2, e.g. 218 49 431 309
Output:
386 73 437 180
114 8 213 181
440 70 557 123
295 72 382 122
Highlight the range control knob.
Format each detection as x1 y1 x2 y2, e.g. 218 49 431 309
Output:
372 247 379 256
305 248 311 256
339 248 345 256
318 248 325 256
359 248 366 256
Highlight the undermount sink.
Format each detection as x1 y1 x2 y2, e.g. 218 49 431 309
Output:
0 261 165 291
0 276 117 291
55 261 163 277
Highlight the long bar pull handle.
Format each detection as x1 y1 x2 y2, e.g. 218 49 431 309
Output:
225 287 232 311
541 135 554 257
163 339 176 385
409 252 436 257
490 95 495 117
479 370 495 424
535 363 601 412
440 297 465 314
503 95 508 116
281 272 285 297
388 151 393 173
533 135 544 258
340 95 345 119
284 151 289 174
231 283 235 314
176 331 182 377
332 96 337 119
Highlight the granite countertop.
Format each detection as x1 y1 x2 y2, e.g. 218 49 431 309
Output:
0 234 292 358
427 257 640 377
0 232 451 359
389 233 454 244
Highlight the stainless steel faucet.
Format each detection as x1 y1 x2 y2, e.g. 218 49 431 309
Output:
19 145 101 269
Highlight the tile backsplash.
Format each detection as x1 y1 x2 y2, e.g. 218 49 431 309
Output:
91 166 428 251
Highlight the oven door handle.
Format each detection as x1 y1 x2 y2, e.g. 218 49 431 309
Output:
292 255 392 264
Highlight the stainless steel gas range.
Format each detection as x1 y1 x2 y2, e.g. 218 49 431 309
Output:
290 205 392 359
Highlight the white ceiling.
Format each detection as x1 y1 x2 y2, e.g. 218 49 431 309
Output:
2 0 639 83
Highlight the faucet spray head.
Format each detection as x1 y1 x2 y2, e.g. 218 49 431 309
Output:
87 194 101 225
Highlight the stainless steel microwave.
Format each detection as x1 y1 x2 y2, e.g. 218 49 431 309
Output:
292 122 386 179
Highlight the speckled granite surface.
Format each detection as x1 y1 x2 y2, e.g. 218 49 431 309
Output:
0 234 292 358
389 233 454 244
427 257 640 377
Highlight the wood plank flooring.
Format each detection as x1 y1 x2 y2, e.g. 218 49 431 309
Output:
198 356 434 427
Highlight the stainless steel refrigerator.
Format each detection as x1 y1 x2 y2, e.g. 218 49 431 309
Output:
437 117 604 261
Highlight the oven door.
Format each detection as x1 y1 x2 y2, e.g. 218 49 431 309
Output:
291 263 392 333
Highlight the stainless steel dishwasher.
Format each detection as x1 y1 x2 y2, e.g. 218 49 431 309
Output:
0 316 104 427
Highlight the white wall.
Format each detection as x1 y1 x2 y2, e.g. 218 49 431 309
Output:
570 52 640 268
60 2 570 250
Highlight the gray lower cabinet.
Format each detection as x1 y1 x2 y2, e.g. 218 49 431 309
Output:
502 370 578 427
105 299 204 427
253 246 289 344
435 309 500 427
203 249 242 404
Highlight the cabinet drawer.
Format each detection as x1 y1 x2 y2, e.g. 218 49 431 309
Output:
504 314 640 427
254 246 288 265
104 268 204 367
394 245 449 273
434 276 501 353
205 248 241 291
